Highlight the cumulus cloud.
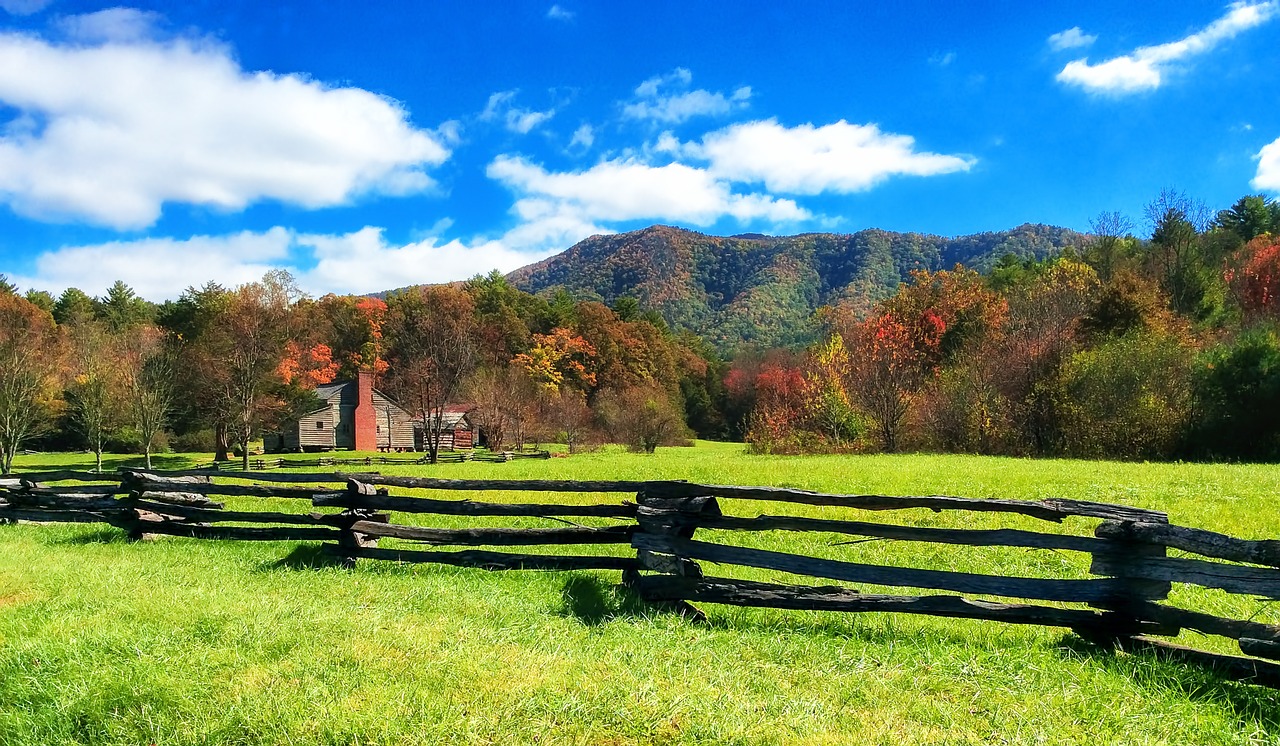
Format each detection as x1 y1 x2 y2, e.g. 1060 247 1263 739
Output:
11 228 296 299
11 224 562 299
1047 26 1096 51
0 32 449 229
488 154 809 227
691 119 974 194
1057 1 1277 94
546 4 574 21
298 227 555 295
1253 136 1280 192
622 68 751 124
481 90 556 134
56 8 164 42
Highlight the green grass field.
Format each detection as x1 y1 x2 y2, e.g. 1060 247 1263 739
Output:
3 443 1280 745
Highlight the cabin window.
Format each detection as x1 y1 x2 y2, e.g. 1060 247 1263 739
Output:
316 421 325 430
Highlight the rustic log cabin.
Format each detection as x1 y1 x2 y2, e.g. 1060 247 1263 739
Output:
413 406 475 451
266 371 416 452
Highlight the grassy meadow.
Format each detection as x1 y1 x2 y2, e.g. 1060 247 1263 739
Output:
2 442 1280 744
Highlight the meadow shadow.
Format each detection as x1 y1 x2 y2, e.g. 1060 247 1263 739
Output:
1057 634 1280 728
558 574 651 625
259 544 349 571
43 526 131 545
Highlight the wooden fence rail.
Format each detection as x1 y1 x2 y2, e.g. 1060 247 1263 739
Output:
3 468 1280 688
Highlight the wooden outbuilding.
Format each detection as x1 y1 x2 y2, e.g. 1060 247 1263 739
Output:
266 371 415 452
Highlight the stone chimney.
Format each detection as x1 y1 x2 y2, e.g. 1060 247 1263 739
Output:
352 370 377 452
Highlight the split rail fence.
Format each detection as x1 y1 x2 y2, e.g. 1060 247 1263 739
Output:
4 468 1280 687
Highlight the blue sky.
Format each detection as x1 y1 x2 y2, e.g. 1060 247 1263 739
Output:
1 1 1278 300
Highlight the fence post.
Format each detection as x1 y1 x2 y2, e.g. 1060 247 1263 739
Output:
333 478 390 568
1081 519 1177 643
625 487 721 621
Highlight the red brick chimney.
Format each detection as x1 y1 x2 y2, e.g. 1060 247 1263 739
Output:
352 370 377 452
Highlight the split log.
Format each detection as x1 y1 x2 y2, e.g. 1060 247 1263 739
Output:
630 575 1174 635
131 481 339 500
128 469 374 484
640 483 1168 524
119 470 211 486
9 484 123 495
139 523 341 542
2 494 127 511
632 533 1131 603
637 508 1109 553
1097 520 1280 569
336 475 653 493
1130 602 1280 643
0 508 122 524
330 545 637 572
348 521 633 546
1240 638 1280 661
1090 554 1280 599
312 492 637 519
130 501 348 526
135 491 223 507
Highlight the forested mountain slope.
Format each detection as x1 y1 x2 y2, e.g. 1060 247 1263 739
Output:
507 223 1084 349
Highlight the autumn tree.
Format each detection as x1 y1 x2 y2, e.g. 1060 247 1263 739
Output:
540 388 596 453
512 327 597 394
120 325 177 469
1226 234 1280 323
65 321 125 472
464 367 538 451
384 285 478 463
596 384 690 453
0 294 64 474
1085 211 1136 282
200 274 297 469
842 312 926 452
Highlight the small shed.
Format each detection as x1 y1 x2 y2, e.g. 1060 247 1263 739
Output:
414 407 474 452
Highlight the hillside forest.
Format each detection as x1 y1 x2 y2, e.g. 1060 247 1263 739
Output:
3 189 1280 471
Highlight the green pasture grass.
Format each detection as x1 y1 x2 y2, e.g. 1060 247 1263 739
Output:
3 444 1280 744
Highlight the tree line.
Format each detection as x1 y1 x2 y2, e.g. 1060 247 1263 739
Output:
0 270 715 473
735 191 1280 461
3 189 1280 471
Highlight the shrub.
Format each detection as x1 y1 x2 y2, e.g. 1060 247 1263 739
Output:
1191 325 1280 460
1053 332 1194 460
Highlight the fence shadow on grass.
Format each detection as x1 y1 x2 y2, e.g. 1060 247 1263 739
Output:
44 526 130 545
558 574 651 625
260 544 349 571
1056 635 1280 728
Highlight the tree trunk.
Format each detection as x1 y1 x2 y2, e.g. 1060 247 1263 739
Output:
94 447 103 474
241 436 250 471
144 443 152 470
214 422 229 462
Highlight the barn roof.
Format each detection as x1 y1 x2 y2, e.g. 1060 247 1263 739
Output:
314 382 356 405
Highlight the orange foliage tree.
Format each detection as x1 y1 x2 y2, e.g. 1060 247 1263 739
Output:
0 294 65 473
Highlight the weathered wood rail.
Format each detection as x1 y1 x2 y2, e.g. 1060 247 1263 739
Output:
4 468 1280 688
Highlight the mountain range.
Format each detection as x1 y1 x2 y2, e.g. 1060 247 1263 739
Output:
506 223 1085 350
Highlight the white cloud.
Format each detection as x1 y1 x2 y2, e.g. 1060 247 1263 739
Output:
546 5 574 21
1047 27 1096 52
691 119 974 194
481 89 556 134
11 224 563 299
298 227 554 295
1253 136 1280 192
622 68 751 124
56 8 164 43
569 123 594 149
11 228 295 299
488 154 809 226
0 32 449 229
1057 1 1278 94
0 0 51 16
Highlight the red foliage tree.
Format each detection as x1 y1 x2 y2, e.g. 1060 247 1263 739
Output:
1226 234 1280 322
